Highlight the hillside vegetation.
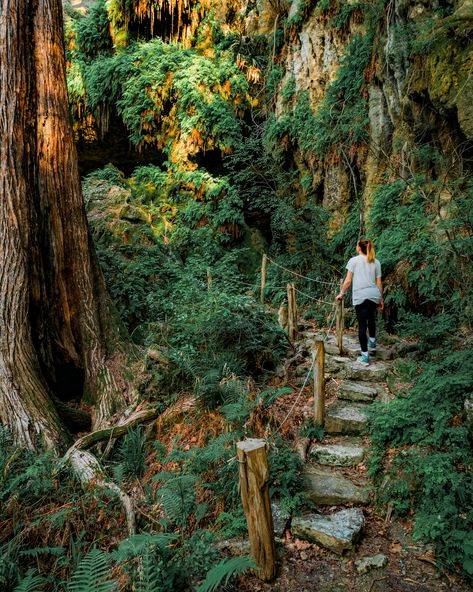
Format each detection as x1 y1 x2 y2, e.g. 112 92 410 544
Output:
0 0 472 589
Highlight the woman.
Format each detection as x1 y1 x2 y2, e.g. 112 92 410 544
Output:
336 238 384 365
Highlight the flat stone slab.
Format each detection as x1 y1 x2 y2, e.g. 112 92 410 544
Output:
325 401 370 435
355 554 388 574
302 466 370 505
325 356 388 382
338 380 378 402
307 333 393 361
292 508 365 554
310 441 366 467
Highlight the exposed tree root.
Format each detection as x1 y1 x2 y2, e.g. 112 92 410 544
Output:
66 448 136 536
63 397 196 537
68 407 161 452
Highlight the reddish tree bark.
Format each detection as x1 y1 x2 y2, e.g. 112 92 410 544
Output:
0 0 132 450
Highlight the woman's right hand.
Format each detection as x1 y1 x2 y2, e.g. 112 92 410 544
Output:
336 293 344 301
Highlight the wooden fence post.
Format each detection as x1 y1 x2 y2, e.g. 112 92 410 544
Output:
313 339 325 426
287 282 298 343
336 292 345 355
237 439 277 582
260 254 267 304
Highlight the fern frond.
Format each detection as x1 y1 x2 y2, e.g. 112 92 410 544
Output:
136 548 161 592
156 474 197 526
196 556 255 592
13 569 45 592
19 546 65 559
67 548 117 592
115 533 177 559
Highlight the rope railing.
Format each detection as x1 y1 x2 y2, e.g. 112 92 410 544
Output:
272 300 338 436
265 255 340 287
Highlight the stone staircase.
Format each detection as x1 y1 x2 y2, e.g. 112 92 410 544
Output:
288 331 395 555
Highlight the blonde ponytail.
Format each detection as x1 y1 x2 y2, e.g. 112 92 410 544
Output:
358 238 376 263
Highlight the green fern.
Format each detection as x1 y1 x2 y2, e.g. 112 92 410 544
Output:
13 570 45 592
67 549 117 592
136 548 161 592
154 473 197 528
196 556 255 592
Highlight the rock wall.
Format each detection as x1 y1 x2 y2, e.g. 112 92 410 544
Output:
269 0 473 231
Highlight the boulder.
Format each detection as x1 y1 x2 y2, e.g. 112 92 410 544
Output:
302 466 370 505
292 508 365 554
325 401 370 435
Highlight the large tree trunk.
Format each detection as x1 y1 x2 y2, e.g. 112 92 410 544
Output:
0 0 132 450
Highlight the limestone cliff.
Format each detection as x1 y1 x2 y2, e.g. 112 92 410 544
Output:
266 0 473 232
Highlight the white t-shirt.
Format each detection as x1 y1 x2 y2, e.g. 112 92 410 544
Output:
346 254 382 306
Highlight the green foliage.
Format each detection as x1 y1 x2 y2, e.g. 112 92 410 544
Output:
114 534 181 592
67 28 250 158
70 0 113 60
12 570 45 592
286 0 317 29
67 549 116 592
118 427 147 478
268 436 305 515
299 418 324 441
264 31 374 163
369 169 473 319
154 472 199 530
369 346 473 577
180 531 219 582
196 556 255 592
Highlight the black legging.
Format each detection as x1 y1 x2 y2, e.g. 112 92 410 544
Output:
355 299 377 352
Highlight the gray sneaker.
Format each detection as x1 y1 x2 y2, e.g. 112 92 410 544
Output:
368 337 376 353
357 352 369 366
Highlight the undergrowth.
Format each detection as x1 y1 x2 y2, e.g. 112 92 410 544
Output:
369 344 473 578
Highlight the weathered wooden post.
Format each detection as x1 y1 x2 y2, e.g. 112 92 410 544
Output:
237 439 277 582
287 283 298 342
313 339 325 426
336 287 345 355
260 253 267 304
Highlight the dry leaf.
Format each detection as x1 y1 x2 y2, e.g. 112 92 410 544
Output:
416 551 437 566
390 541 402 553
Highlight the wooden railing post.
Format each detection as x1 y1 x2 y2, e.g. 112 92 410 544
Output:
237 439 277 582
313 339 325 426
287 282 298 343
260 254 267 304
336 291 345 355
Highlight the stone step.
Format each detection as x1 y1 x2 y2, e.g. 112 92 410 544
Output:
325 401 370 435
301 332 393 361
325 355 388 382
302 465 370 505
338 380 378 402
292 508 364 554
310 438 366 467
